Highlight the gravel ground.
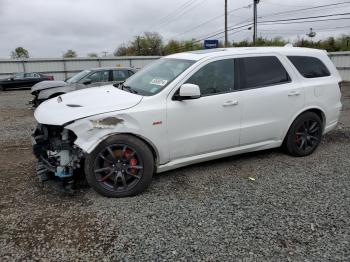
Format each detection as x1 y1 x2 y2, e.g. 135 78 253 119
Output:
0 87 349 261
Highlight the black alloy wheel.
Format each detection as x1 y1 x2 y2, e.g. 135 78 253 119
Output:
94 144 143 192
85 135 154 197
284 112 322 157
295 119 321 152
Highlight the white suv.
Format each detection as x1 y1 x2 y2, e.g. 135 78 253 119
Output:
32 47 342 197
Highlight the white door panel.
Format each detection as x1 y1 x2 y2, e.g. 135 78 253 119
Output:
240 83 304 145
167 93 242 160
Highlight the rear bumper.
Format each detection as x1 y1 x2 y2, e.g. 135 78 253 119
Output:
324 121 338 134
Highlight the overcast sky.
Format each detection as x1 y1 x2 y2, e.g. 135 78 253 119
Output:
0 0 349 58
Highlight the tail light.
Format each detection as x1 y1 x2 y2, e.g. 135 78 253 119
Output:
47 75 54 80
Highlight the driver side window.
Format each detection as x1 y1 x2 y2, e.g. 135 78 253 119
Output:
185 59 235 96
87 70 109 83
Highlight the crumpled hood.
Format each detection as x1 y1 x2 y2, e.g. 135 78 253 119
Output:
34 85 143 126
31 80 67 92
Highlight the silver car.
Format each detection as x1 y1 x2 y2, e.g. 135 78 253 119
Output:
30 67 136 107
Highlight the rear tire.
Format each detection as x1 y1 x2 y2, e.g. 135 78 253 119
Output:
85 134 154 197
284 112 322 157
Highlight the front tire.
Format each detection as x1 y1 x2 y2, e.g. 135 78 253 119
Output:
85 134 154 197
284 112 322 157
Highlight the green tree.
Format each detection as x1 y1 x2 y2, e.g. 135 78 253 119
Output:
10 47 29 59
87 53 98 58
63 49 78 58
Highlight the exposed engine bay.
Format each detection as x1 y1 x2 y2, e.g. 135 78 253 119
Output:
31 124 85 192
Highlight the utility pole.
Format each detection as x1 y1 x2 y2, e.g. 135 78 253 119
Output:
225 0 228 47
253 0 260 46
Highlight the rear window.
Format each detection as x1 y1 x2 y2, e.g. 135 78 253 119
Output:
288 56 330 78
238 56 290 89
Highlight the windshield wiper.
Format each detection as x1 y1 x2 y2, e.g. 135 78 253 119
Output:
114 82 138 94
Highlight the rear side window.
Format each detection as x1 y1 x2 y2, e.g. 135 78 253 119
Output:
237 56 290 89
288 56 330 78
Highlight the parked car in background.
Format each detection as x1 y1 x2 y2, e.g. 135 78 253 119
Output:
30 67 136 107
32 47 342 197
0 72 53 91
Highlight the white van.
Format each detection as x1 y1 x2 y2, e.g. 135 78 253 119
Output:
32 47 342 197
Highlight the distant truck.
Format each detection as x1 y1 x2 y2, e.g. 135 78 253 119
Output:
30 67 136 107
0 72 54 91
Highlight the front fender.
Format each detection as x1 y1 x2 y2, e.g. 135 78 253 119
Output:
38 85 76 100
65 112 167 165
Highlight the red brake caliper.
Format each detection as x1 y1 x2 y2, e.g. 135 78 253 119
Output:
124 149 137 174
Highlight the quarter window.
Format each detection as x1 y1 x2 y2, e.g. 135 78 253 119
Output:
186 59 235 96
238 56 290 89
287 56 330 78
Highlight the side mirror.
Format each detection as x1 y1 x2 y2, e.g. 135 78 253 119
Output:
82 79 92 85
174 83 201 101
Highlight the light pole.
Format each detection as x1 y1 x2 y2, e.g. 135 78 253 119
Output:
225 0 228 47
253 0 260 46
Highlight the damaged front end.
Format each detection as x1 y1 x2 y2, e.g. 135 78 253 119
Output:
31 124 85 192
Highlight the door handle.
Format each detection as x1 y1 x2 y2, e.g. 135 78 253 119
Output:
222 100 239 107
288 91 301 96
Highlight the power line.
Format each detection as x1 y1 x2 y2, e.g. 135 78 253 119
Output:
193 13 350 45
259 1 350 19
156 0 208 29
260 12 350 24
170 5 251 39
150 0 197 27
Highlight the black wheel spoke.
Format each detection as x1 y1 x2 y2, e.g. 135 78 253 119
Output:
127 165 143 170
107 147 117 162
94 167 111 173
125 169 142 179
99 153 113 164
125 151 136 161
98 170 114 182
309 135 318 141
120 174 127 188
121 145 127 156
300 138 306 150
113 174 119 189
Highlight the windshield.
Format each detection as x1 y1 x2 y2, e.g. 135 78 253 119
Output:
66 70 91 83
124 58 195 96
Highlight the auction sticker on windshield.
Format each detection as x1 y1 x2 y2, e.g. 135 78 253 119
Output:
150 79 168 86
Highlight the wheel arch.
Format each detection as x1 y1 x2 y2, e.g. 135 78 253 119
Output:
48 92 66 99
283 106 326 141
84 132 160 168
122 132 160 167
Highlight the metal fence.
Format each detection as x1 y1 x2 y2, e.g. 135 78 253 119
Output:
0 52 349 81
328 52 350 81
0 56 161 81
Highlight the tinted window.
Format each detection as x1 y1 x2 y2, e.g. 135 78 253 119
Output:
14 73 25 79
186 59 235 96
238 56 290 89
128 70 135 77
87 70 109 83
288 56 330 78
113 70 127 81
